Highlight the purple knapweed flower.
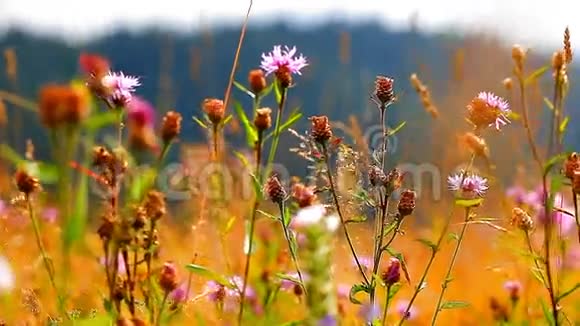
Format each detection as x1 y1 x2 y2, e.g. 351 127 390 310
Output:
169 282 189 304
358 302 380 323
395 300 417 321
503 280 522 302
448 172 489 198
477 91 511 130
383 257 401 286
127 96 155 128
101 71 140 107
260 45 308 76
41 207 58 224
536 193 575 235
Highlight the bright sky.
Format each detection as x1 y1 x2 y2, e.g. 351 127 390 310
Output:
0 0 578 52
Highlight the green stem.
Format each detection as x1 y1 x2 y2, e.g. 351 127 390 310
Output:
398 154 475 325
382 284 392 326
156 292 169 326
370 195 390 306
238 131 264 325
278 201 306 293
431 208 471 325
26 195 65 315
264 87 287 178
322 143 370 285
524 232 547 286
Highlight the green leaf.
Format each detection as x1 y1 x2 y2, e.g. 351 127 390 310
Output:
233 151 251 170
559 116 569 134
440 300 470 310
223 216 237 234
344 215 368 224
349 283 371 304
524 65 549 85
278 322 303 326
251 173 263 200
454 198 484 207
557 282 580 301
448 232 460 242
544 97 555 111
387 283 401 300
257 209 280 221
416 238 437 251
543 153 568 175
264 110 303 142
192 116 208 129
221 114 233 126
260 82 275 98
506 111 521 121
387 121 407 137
185 264 232 288
0 143 23 165
539 299 556 325
83 111 119 132
274 79 282 103
233 101 258 147
233 81 255 98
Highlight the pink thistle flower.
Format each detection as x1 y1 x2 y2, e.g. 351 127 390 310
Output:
536 193 575 236
169 282 189 304
447 172 489 198
101 71 140 107
503 280 522 302
127 96 155 128
476 92 511 130
260 45 308 76
394 300 417 321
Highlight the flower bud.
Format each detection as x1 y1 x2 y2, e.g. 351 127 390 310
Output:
310 115 332 144
275 65 292 89
264 174 287 204
292 183 317 208
397 189 416 217
374 75 395 106
248 69 267 94
511 207 534 232
563 152 579 179
14 170 40 195
202 98 225 125
254 107 272 132
368 165 387 187
161 111 182 143
159 262 179 293
381 258 401 286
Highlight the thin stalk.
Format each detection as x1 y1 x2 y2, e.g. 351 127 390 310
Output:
238 131 264 325
277 201 306 292
547 78 561 159
524 232 547 286
572 191 580 244
122 249 135 316
516 73 543 172
370 195 390 306
431 208 471 325
380 106 387 169
212 124 219 161
398 154 475 325
265 87 287 177
382 284 392 326
541 174 559 325
322 143 370 285
26 195 64 314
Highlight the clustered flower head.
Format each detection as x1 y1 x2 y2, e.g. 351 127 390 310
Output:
373 75 395 107
398 189 416 217
202 98 225 125
511 207 534 232
466 92 511 131
368 165 387 187
447 171 489 199
503 280 522 303
127 96 157 151
38 83 90 128
14 169 41 195
563 152 580 179
161 111 182 144
264 174 287 204
159 262 179 293
260 45 308 88
381 257 401 286
254 107 272 132
248 69 267 94
310 115 333 144
292 182 317 208
101 71 141 107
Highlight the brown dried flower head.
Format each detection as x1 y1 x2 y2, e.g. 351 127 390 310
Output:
275 65 293 89
248 69 267 94
368 165 387 187
97 212 117 241
511 44 526 76
93 146 113 166
143 190 166 221
374 75 395 106
385 168 403 194
511 207 534 232
202 98 225 125
489 297 509 322
292 183 317 208
552 50 566 72
161 111 182 143
563 152 579 179
573 171 580 195
264 174 287 204
564 27 572 64
310 115 332 144
502 78 513 91
132 206 148 230
398 189 416 217
39 84 90 128
254 107 272 132
14 170 40 195
159 262 179 293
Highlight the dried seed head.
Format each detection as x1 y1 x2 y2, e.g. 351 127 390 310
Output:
563 152 579 179
131 318 147 326
254 107 272 132
511 45 526 76
368 165 387 187
264 174 287 204
14 170 40 195
310 115 332 144
564 27 572 64
552 50 566 72
511 207 534 232
374 75 395 106
291 183 317 208
385 168 403 194
248 69 267 94
161 111 182 143
202 98 225 125
398 189 416 217
143 190 166 221
275 65 292 89
502 78 513 91
159 262 179 293
92 146 113 166
293 283 303 297
463 132 489 158
381 258 401 286
132 206 148 230
97 213 116 241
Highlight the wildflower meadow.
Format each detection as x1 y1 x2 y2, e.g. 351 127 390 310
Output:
0 5 579 326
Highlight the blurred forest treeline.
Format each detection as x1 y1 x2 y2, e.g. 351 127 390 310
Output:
0 22 577 175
